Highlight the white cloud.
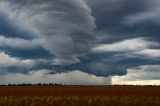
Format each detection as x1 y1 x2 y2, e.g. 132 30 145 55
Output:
92 37 160 59
52 57 80 65
0 36 42 49
92 37 159 52
112 65 160 85
112 77 160 85
135 49 160 58
0 51 35 68
0 70 111 85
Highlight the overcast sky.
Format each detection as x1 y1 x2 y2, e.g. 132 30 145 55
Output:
0 0 160 85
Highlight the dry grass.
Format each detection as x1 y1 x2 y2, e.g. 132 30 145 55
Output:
0 86 160 106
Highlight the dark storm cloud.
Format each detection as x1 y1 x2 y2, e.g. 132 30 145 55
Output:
0 35 51 59
0 12 35 40
4 0 96 65
86 0 160 42
119 65 160 80
0 0 97 74
1 46 53 59
0 0 160 79
51 52 160 76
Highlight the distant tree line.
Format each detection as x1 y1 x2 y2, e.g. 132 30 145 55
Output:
0 83 64 86
0 84 160 87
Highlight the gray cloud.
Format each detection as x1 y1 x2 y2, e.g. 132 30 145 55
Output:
0 51 36 73
0 12 36 40
80 0 160 78
0 0 160 83
3 0 96 65
92 37 160 52
87 0 160 42
120 65 160 80
2 47 53 60
48 51 159 77
0 36 42 49
0 70 111 85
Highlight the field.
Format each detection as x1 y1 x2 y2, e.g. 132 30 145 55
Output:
0 86 160 106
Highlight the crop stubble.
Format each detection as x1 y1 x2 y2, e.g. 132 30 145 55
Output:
0 86 160 106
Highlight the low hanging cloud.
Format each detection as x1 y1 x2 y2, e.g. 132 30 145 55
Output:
125 65 160 80
112 65 160 85
0 70 111 85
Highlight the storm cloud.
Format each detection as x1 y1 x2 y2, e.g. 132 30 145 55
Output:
86 0 160 42
0 0 160 84
3 0 96 65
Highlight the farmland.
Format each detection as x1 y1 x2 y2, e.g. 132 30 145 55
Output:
0 86 160 106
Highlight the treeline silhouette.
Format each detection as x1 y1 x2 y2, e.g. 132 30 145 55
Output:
0 83 64 86
0 84 160 87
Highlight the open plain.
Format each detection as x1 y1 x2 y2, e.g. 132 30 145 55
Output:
0 86 160 106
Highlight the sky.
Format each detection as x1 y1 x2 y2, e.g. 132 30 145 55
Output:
0 0 160 85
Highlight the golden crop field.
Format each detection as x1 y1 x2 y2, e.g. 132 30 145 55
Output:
0 86 160 106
